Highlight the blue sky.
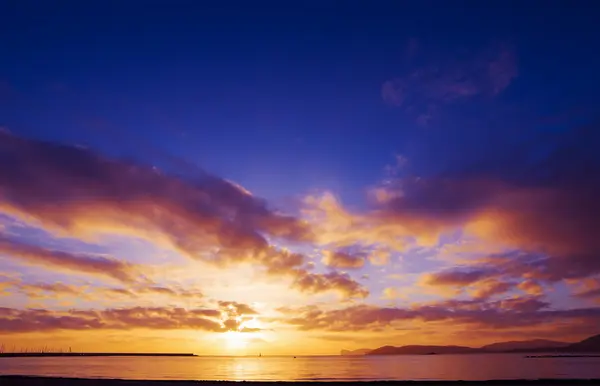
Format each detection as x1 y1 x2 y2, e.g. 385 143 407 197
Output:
3 1 598 203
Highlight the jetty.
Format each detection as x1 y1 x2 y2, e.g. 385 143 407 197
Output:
0 353 196 358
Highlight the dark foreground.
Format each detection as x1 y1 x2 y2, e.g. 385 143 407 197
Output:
2 377 600 385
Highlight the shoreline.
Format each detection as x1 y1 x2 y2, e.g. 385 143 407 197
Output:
2 376 600 385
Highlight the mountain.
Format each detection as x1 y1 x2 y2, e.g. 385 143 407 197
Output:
565 334 600 352
340 348 372 356
368 345 479 355
363 333 600 356
481 339 569 352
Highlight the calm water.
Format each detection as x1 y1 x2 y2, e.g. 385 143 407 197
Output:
1 355 600 381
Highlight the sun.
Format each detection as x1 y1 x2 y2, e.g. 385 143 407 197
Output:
224 331 249 350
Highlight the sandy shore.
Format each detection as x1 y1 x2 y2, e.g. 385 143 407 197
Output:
2 376 600 385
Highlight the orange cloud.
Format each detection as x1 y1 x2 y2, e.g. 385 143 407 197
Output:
279 296 600 332
15 283 83 298
368 248 390 266
571 277 600 301
254 248 367 298
381 287 406 300
291 270 368 299
517 280 545 296
0 301 261 334
421 267 515 300
468 279 514 300
302 192 415 252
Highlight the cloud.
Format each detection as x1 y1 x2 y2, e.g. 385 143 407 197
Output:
321 250 365 269
382 43 517 123
2 278 206 304
217 301 258 316
0 274 18 294
0 133 370 298
469 279 514 300
572 278 600 301
517 280 545 296
16 283 83 298
258 248 367 298
368 249 390 266
279 297 599 332
306 123 600 292
291 270 369 299
217 301 261 333
0 236 139 283
421 268 515 300
422 268 497 287
0 131 311 266
382 287 403 300
0 301 261 334
0 307 105 332
97 285 204 301
302 192 412 252
422 250 600 301
497 296 549 313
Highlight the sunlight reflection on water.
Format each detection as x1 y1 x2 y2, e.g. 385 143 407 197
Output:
1 355 600 381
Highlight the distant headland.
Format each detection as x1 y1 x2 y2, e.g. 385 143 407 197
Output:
341 333 600 356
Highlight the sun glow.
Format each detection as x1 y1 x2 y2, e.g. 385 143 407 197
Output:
224 331 249 350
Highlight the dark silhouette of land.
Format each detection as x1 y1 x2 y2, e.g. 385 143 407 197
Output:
1 376 600 386
338 333 600 356
341 348 372 356
0 353 196 358
565 334 600 352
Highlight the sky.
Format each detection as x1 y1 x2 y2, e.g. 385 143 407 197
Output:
1 0 600 356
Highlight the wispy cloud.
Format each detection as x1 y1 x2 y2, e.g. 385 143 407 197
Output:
382 42 517 124
0 236 140 283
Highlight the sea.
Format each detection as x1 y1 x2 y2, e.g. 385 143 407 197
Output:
1 354 600 381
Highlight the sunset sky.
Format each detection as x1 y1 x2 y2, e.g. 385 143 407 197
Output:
1 1 600 356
